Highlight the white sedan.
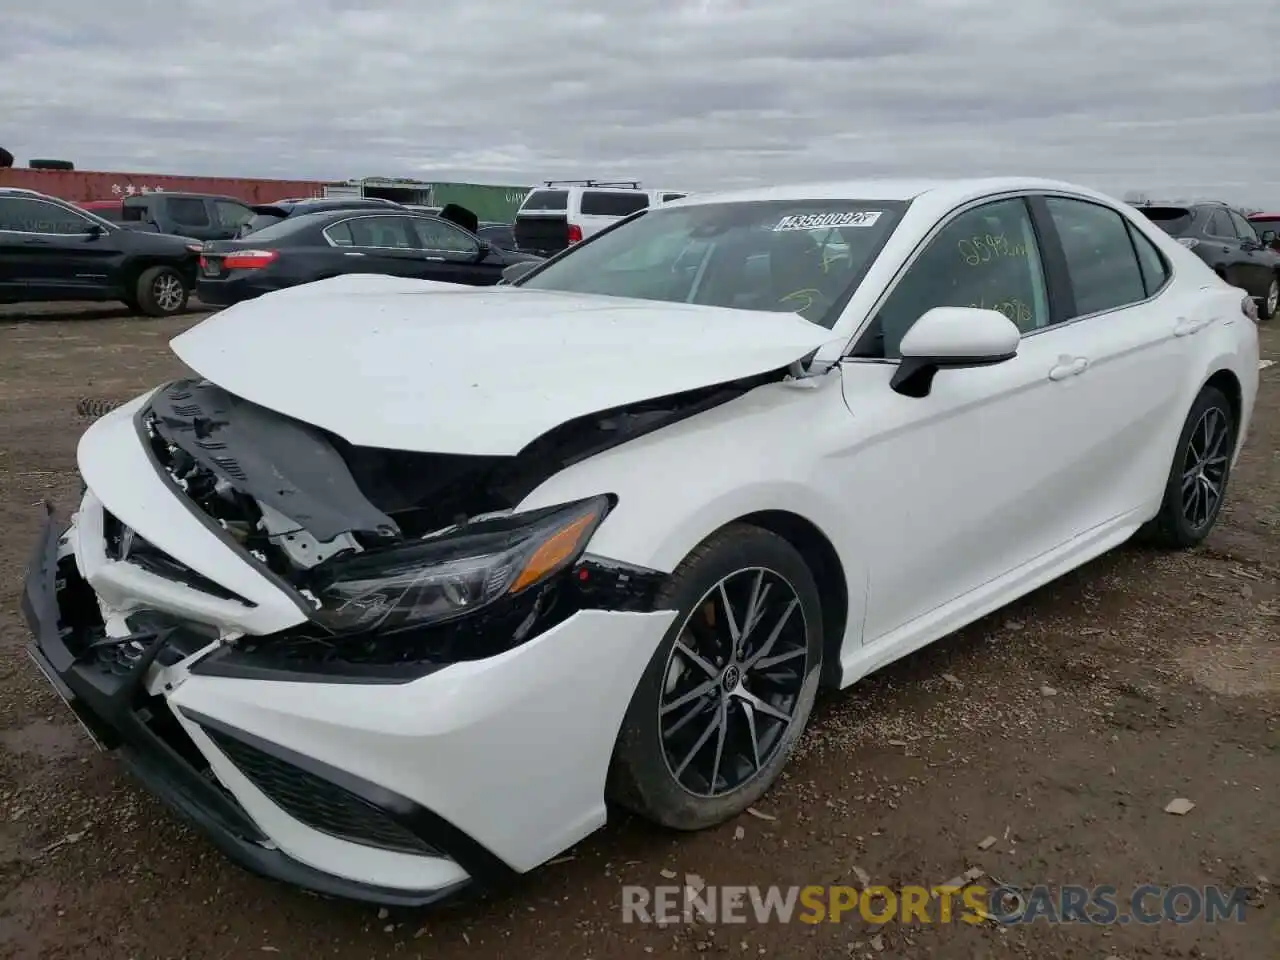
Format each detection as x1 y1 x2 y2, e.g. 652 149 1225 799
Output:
21 177 1259 906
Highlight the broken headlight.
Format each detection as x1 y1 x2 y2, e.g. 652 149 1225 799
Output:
306 495 612 634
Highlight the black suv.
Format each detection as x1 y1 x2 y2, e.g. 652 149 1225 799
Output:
1139 200 1280 319
0 187 201 316
83 192 255 241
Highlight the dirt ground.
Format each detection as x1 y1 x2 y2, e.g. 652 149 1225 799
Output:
0 302 1276 960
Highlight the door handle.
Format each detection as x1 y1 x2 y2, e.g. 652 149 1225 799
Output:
1048 356 1089 381
22 237 51 245
342 252 365 256
1173 316 1210 337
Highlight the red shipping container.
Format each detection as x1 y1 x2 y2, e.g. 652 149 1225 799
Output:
0 168 331 204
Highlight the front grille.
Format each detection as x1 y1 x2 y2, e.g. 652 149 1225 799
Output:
201 726 440 857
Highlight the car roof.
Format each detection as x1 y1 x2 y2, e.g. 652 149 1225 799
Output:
671 177 1119 207
123 191 248 202
263 208 432 228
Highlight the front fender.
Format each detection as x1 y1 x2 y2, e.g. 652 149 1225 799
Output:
515 377 868 621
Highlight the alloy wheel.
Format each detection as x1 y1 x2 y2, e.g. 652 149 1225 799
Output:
154 274 185 312
658 567 809 798
1267 280 1278 318
1181 406 1230 531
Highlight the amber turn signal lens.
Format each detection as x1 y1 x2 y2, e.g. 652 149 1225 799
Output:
509 509 601 594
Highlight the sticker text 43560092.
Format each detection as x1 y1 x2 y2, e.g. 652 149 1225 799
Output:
774 211 883 232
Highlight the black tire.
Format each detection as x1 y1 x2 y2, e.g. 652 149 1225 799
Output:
607 523 823 831
76 398 124 419
1143 386 1236 549
135 265 189 317
1259 275 1278 322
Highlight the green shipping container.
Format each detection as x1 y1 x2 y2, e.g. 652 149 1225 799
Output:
429 182 530 224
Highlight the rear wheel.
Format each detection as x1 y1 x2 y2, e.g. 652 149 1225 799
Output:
608 524 823 830
135 265 188 317
1144 386 1236 548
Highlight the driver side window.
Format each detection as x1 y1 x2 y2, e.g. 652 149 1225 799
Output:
862 197 1049 359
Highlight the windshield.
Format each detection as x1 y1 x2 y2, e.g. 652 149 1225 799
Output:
515 199 907 327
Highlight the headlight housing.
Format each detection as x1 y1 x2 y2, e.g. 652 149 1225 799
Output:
305 495 612 634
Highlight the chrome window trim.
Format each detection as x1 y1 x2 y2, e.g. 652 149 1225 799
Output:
321 213 416 250
321 213 477 254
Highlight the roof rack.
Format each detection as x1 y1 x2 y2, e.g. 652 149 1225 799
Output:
542 179 642 189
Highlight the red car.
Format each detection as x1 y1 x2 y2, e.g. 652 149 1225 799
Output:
1248 212 1280 252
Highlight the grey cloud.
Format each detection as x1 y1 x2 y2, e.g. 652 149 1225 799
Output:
1 0 1277 206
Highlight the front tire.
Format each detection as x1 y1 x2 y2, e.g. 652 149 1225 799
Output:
607 524 823 831
135 265 189 317
1144 386 1236 548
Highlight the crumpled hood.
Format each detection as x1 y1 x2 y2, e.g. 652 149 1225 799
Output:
170 274 836 456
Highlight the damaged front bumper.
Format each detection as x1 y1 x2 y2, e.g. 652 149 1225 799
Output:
22 481 675 906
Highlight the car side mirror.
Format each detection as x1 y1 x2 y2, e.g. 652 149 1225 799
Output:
891 306 1020 398
1261 229 1277 246
84 223 106 240
474 238 492 262
501 260 539 284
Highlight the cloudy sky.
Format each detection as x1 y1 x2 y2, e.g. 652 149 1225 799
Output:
4 0 1279 206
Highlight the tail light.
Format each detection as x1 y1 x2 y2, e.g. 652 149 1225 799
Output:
222 250 279 270
1241 294 1258 322
566 223 583 245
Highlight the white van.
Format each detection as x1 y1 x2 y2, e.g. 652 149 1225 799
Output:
513 181 687 256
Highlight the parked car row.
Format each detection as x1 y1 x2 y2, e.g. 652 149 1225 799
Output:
1136 199 1280 319
195 206 541 307
0 185 535 314
2 181 1275 324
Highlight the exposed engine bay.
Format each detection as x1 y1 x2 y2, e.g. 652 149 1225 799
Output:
142 375 773 574
125 375 775 676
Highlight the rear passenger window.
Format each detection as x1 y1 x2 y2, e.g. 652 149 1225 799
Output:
580 191 649 217
213 200 253 228
324 220 355 246
1044 197 1147 317
1206 210 1233 237
347 216 413 248
663 193 686 202
1127 224 1170 297
168 198 210 226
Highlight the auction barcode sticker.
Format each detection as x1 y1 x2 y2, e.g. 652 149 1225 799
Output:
774 211 883 231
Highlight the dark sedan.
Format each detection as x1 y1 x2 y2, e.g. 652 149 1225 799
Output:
196 209 542 306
